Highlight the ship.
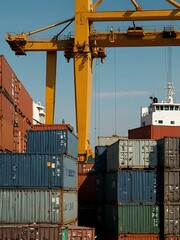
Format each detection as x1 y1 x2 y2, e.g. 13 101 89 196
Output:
128 82 180 140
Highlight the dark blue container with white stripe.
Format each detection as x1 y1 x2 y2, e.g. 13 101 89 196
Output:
0 153 77 189
26 129 78 159
105 170 161 204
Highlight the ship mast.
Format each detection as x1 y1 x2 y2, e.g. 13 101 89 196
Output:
166 82 174 103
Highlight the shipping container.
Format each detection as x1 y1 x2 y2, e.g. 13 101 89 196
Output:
0 55 16 101
0 189 77 224
18 81 33 123
105 170 161 204
165 236 180 240
163 170 180 202
164 203 180 235
0 153 77 189
128 125 180 140
96 204 105 228
78 162 95 174
0 224 67 240
104 232 161 240
78 204 96 228
78 174 96 203
0 118 14 152
158 137 180 168
26 129 78 159
67 225 95 240
97 136 127 146
105 204 161 235
107 139 158 171
96 173 105 202
95 146 107 173
32 123 72 131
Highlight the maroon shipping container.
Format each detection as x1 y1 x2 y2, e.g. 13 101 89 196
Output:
67 226 95 240
104 233 160 240
0 55 17 101
78 174 96 203
18 81 33 123
78 163 95 174
0 224 63 240
128 125 180 140
32 123 72 131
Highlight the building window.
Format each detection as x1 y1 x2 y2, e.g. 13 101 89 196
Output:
170 106 174 110
160 106 163 110
171 121 175 124
158 120 163 124
175 106 179 110
156 106 159 110
165 106 169 110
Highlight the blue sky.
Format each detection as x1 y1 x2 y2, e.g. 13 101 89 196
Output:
1 0 180 147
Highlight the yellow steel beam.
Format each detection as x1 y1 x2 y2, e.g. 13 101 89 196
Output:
167 0 180 8
75 0 94 161
45 51 57 124
85 9 180 22
90 31 180 47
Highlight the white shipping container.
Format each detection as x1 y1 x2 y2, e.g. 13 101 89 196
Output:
0 189 77 224
107 139 158 171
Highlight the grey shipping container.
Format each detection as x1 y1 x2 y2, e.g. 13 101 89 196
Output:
95 146 107 173
0 189 77 224
107 139 158 171
26 129 78 159
164 203 180 235
158 137 180 168
164 170 180 202
0 224 68 240
0 153 77 189
105 170 161 204
105 204 161 235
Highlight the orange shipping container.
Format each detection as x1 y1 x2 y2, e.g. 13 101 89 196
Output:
0 118 14 152
128 125 180 140
78 162 95 174
165 236 180 240
32 123 72 131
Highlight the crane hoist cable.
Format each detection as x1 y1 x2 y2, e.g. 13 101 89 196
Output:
52 18 74 40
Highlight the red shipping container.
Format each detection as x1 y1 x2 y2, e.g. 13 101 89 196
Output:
165 236 180 240
128 125 180 140
32 123 72 131
67 226 95 240
0 118 14 152
0 55 16 101
78 162 95 174
78 174 96 203
0 92 14 124
105 233 160 240
18 81 33 123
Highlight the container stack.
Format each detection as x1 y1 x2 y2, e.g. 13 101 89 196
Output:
0 124 79 237
95 139 162 240
158 137 180 240
0 55 33 152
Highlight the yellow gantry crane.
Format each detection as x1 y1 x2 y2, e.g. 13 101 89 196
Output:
6 0 180 161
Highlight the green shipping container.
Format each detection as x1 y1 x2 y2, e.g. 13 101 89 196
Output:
105 204 161 235
62 227 68 240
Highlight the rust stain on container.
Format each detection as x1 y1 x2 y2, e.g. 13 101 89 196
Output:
67 226 95 240
165 236 180 240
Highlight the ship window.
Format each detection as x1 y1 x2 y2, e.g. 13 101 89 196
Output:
175 106 179 110
160 106 163 110
158 120 163 124
156 106 159 110
165 106 169 110
170 106 174 110
171 121 175 124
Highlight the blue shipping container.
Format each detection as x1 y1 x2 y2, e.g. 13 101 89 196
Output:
0 153 77 189
95 146 107 173
105 170 161 204
26 129 78 159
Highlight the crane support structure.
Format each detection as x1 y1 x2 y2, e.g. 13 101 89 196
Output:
6 1 180 161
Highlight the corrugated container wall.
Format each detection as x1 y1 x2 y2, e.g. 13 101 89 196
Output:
0 189 77 224
0 224 67 240
158 137 180 168
104 233 161 240
164 204 180 235
26 129 78 158
107 139 158 171
128 125 180 140
95 146 107 173
105 170 161 204
67 226 95 240
105 204 161 235
97 136 128 146
0 153 77 189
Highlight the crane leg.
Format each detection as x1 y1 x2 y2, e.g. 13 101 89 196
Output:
74 52 94 161
45 51 57 124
